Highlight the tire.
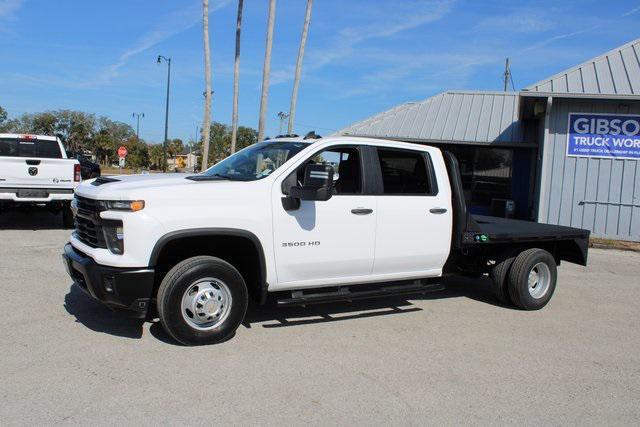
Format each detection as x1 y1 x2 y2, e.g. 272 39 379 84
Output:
490 256 515 305
508 249 557 310
62 204 75 228
157 256 248 345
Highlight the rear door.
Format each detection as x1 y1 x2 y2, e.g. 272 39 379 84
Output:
372 146 452 276
0 136 76 188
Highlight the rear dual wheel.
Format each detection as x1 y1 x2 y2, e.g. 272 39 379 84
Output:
490 248 557 310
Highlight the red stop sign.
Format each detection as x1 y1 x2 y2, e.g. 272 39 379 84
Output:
117 146 128 158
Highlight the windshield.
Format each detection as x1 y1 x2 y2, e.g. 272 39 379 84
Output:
200 140 310 181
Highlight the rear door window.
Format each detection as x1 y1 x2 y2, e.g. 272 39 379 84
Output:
377 148 437 195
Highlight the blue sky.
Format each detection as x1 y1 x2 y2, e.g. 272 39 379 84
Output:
0 0 639 143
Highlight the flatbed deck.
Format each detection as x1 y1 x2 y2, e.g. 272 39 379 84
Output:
472 215 590 242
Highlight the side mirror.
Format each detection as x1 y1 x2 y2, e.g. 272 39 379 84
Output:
283 164 334 210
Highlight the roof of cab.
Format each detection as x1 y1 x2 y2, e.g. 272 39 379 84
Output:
0 133 59 141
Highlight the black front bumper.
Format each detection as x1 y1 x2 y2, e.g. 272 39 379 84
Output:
62 243 155 318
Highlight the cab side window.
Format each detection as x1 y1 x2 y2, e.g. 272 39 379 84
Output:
377 148 436 195
283 146 363 195
314 147 362 195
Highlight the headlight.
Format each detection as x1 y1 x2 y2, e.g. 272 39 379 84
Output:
103 222 124 255
100 200 145 211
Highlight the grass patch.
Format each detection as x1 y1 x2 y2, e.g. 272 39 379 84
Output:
589 237 640 252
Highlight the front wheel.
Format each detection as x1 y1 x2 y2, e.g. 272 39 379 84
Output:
508 249 557 310
157 256 248 345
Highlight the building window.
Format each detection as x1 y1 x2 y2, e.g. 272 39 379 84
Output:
447 146 513 209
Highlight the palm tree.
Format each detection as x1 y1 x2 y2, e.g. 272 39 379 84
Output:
230 0 244 154
258 0 276 142
201 0 213 171
288 0 313 134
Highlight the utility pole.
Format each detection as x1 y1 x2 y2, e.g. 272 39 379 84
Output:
157 55 171 171
132 112 144 140
201 0 212 171
277 111 289 134
288 0 313 134
230 0 244 155
258 0 276 142
503 57 513 92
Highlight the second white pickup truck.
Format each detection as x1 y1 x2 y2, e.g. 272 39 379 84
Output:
0 133 80 226
62 136 589 345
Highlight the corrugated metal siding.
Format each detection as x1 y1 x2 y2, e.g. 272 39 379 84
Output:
526 38 640 95
339 91 525 144
539 99 640 241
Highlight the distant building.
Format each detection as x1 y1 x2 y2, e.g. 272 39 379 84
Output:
169 146 200 172
339 39 640 241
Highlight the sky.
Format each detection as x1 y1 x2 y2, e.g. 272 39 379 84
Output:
1 0 639 143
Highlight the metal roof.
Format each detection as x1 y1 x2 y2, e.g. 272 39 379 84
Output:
525 38 640 95
339 91 525 145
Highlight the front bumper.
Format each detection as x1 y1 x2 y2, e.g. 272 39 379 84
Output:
62 243 155 318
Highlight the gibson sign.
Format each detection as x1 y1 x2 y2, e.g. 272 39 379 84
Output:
567 112 640 160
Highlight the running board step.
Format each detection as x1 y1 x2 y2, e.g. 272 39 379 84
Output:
276 280 445 307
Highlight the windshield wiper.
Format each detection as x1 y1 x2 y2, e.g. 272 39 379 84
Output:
185 173 232 181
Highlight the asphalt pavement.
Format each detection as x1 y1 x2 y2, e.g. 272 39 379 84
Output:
1 210 639 425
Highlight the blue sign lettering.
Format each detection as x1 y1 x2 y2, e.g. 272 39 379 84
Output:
567 113 640 160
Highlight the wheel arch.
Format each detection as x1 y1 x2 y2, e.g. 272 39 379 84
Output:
149 228 268 304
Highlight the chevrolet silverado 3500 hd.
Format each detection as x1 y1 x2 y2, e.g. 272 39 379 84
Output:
62 136 589 345
1 133 81 227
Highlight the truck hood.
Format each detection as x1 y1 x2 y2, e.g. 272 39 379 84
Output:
75 173 229 199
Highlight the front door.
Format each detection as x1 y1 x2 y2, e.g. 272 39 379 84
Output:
271 145 376 289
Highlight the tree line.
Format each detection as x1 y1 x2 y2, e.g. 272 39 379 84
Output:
0 105 257 171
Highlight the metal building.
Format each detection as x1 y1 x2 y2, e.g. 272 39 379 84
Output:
339 39 640 241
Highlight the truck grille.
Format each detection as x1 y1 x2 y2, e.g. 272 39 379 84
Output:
74 196 107 248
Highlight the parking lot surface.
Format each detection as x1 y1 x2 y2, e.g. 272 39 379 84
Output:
1 210 639 425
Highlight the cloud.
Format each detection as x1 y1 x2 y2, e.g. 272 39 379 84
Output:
521 28 595 53
0 0 23 34
268 0 455 88
338 50 498 97
0 0 22 19
89 0 232 86
474 9 553 34
305 0 455 72
520 6 640 54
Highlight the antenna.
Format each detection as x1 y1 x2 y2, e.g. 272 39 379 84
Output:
503 58 515 91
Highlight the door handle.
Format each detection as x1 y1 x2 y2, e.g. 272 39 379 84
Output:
351 208 373 215
429 207 447 214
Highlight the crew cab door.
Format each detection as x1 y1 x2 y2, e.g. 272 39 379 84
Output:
271 145 376 288
372 147 452 276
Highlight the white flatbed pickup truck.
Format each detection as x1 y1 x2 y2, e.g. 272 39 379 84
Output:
1 133 81 226
62 136 589 345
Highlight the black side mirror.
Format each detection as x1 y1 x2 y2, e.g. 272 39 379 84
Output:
286 163 334 206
